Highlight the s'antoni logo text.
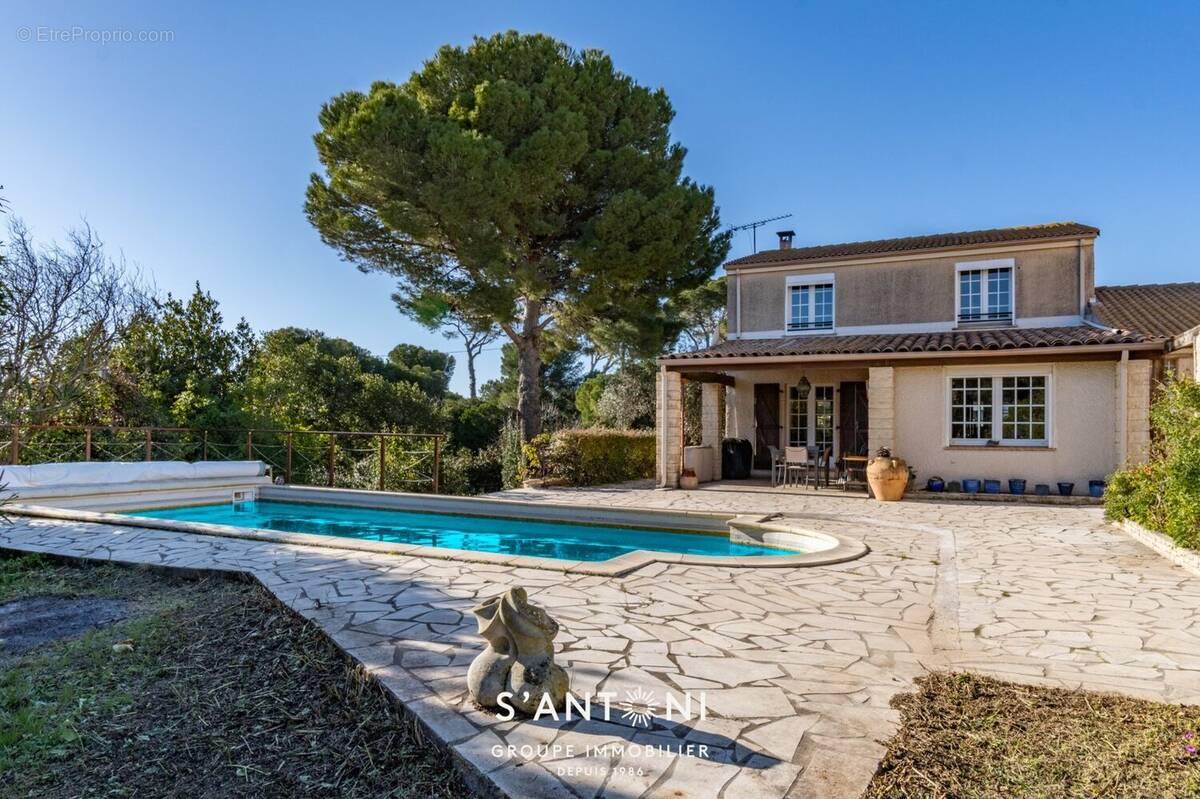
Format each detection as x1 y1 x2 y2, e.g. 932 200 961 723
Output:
492 687 706 725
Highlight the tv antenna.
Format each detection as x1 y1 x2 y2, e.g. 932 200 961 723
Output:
729 213 793 253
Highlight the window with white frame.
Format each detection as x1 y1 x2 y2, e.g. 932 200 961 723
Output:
813 385 835 453
787 382 836 454
787 384 809 446
957 262 1013 324
787 276 834 332
949 373 1049 446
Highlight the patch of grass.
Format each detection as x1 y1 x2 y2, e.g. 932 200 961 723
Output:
0 552 148 603
0 554 475 798
865 671 1200 799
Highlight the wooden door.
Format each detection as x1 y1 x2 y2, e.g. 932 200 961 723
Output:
753 383 781 470
839 381 869 456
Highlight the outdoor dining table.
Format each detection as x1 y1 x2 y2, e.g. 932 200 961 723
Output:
841 454 870 491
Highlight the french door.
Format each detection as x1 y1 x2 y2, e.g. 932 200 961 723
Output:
787 383 837 457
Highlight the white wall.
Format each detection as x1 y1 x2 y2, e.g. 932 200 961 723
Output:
893 361 1120 488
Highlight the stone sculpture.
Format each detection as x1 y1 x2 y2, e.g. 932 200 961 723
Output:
467 586 568 715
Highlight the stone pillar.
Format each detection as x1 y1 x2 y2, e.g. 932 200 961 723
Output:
1124 359 1152 464
724 384 738 440
656 369 683 488
868 366 895 455
700 382 722 481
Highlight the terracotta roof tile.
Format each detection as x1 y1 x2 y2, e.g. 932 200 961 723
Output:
663 325 1151 361
1091 283 1200 338
726 222 1099 268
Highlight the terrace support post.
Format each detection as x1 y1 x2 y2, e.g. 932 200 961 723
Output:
327 435 335 487
655 368 683 488
144 429 153 461
9 425 18 465
378 436 385 491
246 430 253 460
432 437 441 494
868 367 895 455
84 428 92 461
700 382 722 482
286 433 293 484
1123 356 1153 465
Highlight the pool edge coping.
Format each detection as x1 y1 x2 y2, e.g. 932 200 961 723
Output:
5 498 869 576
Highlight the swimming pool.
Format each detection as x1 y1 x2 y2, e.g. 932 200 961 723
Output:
128 500 803 562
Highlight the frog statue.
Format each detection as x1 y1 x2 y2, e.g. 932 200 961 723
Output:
467 586 569 716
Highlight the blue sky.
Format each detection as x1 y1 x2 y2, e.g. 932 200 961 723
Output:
3 1 1198 395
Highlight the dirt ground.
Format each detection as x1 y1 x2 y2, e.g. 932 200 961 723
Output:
0 552 477 799
865 671 1200 799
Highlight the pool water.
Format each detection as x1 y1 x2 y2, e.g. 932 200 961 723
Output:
129 500 798 562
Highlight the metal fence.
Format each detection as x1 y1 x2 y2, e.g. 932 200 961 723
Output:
4 425 443 493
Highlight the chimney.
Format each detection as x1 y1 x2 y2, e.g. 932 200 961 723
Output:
777 230 795 250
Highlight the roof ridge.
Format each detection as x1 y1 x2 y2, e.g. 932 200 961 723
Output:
726 221 1099 267
1096 281 1200 290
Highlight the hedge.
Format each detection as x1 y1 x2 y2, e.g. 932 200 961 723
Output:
1104 378 1200 550
548 428 656 487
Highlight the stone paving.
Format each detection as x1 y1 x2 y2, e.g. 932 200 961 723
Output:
3 484 1199 798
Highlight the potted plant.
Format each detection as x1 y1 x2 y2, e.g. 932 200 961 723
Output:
1088 479 1106 498
679 467 699 490
926 475 945 492
866 447 909 501
1057 481 1075 497
963 478 981 494
983 479 1002 494
1008 478 1026 495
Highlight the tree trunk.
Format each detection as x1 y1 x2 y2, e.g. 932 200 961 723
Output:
466 348 478 400
515 300 543 442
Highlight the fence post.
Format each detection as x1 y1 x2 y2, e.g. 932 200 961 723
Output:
202 431 209 460
246 430 253 460
286 433 293 484
9 425 17 465
84 428 92 461
144 429 152 461
432 436 440 494
327 435 335 487
378 435 385 491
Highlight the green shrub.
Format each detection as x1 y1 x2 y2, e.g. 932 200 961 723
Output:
439 446 503 495
1105 378 1200 549
439 397 506 452
548 428 655 487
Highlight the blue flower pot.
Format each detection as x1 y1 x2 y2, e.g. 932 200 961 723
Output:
1008 479 1026 495
1089 480 1105 498
927 478 945 492
963 479 981 494
984 479 1002 494
1057 482 1075 497
1034 483 1051 496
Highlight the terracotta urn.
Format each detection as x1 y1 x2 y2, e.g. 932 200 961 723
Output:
679 469 699 490
866 447 909 502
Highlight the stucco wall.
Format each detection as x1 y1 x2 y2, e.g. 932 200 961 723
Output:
733 242 1087 333
892 360 1120 488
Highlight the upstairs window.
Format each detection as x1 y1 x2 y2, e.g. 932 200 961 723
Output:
786 275 834 332
957 261 1013 324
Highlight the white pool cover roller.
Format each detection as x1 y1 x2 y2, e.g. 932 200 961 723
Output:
0 460 266 489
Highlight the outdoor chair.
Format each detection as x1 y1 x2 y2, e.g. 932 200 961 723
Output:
783 447 811 488
767 446 786 487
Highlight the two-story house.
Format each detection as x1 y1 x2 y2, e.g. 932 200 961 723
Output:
655 222 1200 489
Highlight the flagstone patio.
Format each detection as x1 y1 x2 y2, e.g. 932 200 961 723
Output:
3 485 1198 798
